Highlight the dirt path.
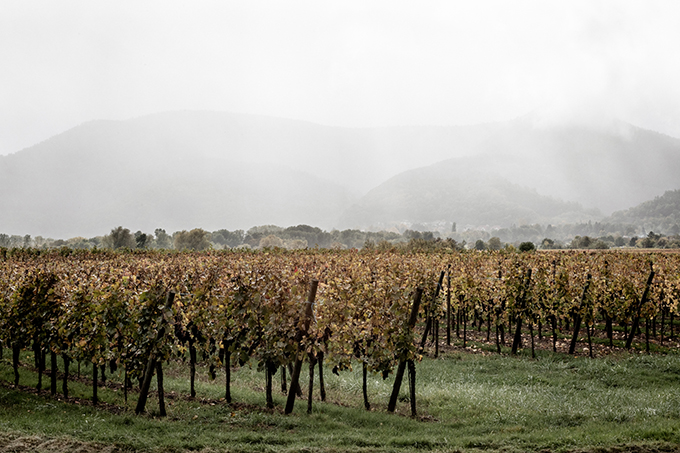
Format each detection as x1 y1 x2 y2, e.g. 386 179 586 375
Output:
0 433 129 453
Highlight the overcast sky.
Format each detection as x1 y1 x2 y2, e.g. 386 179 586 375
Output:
2 1 680 155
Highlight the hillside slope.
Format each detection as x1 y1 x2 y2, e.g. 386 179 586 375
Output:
339 158 600 231
606 189 680 234
459 118 680 213
0 116 357 237
2 110 679 238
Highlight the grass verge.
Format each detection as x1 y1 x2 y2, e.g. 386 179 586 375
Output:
1 349 680 452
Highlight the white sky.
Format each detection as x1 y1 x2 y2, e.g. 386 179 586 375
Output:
2 0 680 155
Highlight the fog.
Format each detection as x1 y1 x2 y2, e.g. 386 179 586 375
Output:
2 2 680 240
2 1 680 156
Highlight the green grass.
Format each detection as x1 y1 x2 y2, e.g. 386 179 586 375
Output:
1 350 680 452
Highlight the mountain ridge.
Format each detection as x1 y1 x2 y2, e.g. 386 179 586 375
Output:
338 157 602 231
1 110 679 238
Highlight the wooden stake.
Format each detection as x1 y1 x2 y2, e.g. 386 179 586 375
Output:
135 291 174 415
92 363 98 405
388 288 423 413
446 266 451 346
50 351 57 396
626 264 655 350
569 274 592 354
157 362 166 416
362 362 370 411
285 280 318 415
62 354 70 398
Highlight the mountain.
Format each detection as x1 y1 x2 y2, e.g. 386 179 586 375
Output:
338 158 600 231
0 114 358 237
444 117 680 213
605 189 680 235
1 110 679 238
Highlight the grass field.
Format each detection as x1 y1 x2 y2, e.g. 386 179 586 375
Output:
1 337 680 453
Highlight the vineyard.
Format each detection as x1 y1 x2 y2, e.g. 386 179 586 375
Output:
1 248 679 419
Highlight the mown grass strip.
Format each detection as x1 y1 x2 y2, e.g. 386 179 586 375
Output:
1 350 680 452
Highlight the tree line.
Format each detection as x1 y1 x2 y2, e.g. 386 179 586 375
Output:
2 222 680 253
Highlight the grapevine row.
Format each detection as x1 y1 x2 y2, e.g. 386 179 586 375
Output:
1 249 678 414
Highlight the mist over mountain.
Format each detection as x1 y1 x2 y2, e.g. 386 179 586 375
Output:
604 190 680 235
339 158 601 231
1 110 679 238
464 116 680 213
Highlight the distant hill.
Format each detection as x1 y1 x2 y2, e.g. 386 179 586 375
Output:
1 110 679 238
0 111 488 237
605 190 680 235
338 158 600 231
0 114 356 237
451 117 680 214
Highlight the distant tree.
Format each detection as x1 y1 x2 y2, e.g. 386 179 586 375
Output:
0 234 10 248
591 239 610 250
259 234 284 248
443 237 463 251
518 241 536 252
330 241 346 250
487 237 502 251
135 231 149 249
541 238 555 249
284 238 308 250
376 240 397 252
245 225 283 247
212 229 245 248
67 237 91 250
474 239 486 251
330 229 363 248
153 229 172 249
572 236 592 248
88 236 103 248
403 230 436 242
403 230 422 240
23 235 32 248
282 225 331 248
105 226 135 249
638 237 654 248
174 229 211 251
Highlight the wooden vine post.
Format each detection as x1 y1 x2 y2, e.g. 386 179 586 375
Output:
434 271 445 358
92 363 98 404
285 279 318 415
511 268 532 355
568 274 592 355
156 361 166 417
223 338 233 403
135 291 175 415
446 265 452 346
50 351 58 396
388 287 423 415
626 262 655 350
62 354 70 398
189 330 197 398
12 344 20 386
419 271 445 353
